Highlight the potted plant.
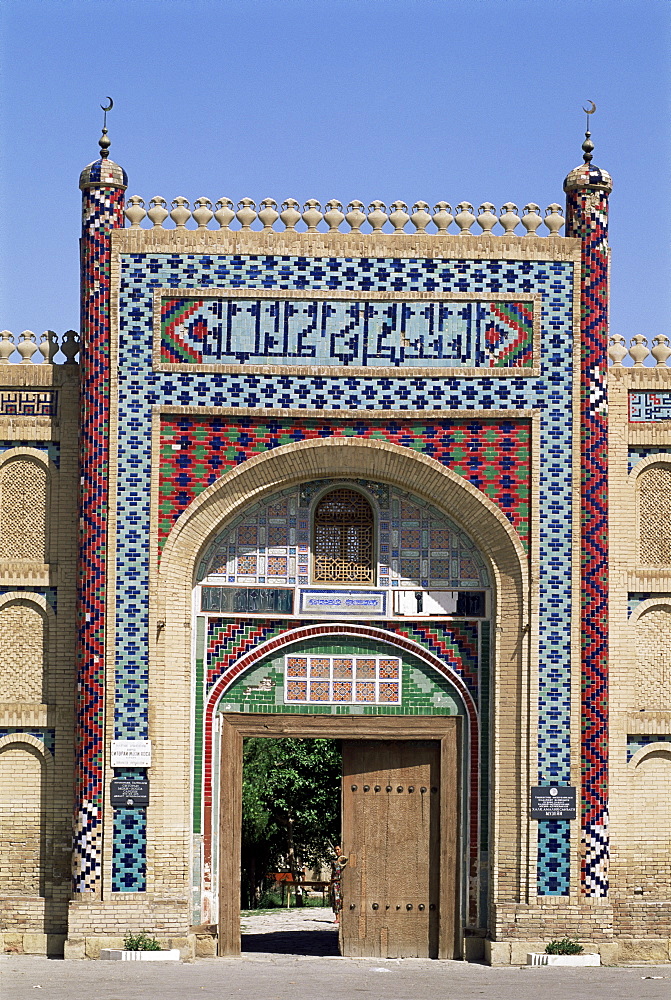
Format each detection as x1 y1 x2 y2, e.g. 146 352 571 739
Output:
527 938 601 966
99 931 181 961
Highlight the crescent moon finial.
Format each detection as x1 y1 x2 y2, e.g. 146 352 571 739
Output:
98 98 114 159
581 101 596 164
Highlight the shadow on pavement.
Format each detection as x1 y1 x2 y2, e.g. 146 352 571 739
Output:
241 927 340 956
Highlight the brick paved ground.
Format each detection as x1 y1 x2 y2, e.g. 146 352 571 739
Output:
2 907 670 1000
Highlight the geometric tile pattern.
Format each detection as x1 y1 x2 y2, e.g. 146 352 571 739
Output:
111 811 147 892
628 447 671 474
111 768 147 893
158 416 531 550
201 618 483 922
284 654 402 704
74 177 125 895
537 819 571 895
626 734 671 761
72 801 100 894
0 727 56 754
629 392 671 422
159 294 534 368
196 479 490 591
111 251 576 897
566 172 611 896
0 391 57 416
0 440 60 467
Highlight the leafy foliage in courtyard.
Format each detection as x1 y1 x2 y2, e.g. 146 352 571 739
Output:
123 930 161 951
545 937 583 955
241 737 341 908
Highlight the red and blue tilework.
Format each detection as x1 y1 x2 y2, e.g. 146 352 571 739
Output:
161 298 207 362
159 416 530 550
74 175 125 894
486 303 533 366
565 166 612 896
206 619 288 690
202 618 483 922
112 251 576 897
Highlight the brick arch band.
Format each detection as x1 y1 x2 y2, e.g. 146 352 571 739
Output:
201 621 479 912
153 438 529 904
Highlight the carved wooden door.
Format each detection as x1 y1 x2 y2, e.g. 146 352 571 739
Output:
340 740 441 958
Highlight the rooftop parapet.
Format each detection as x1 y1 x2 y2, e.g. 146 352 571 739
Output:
609 335 671 369
0 330 79 365
123 196 568 237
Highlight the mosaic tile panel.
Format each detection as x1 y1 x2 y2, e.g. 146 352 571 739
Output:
74 175 125 894
629 392 671 422
111 790 147 893
0 586 58 613
566 172 611 896
628 448 671 474
626 734 671 761
159 294 534 368
201 618 483 922
627 592 671 616
113 251 575 896
537 820 571 895
159 417 531 550
0 441 60 467
197 479 490 592
284 654 401 704
0 727 56 755
0 391 57 416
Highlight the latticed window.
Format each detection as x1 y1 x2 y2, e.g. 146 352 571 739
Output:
639 466 671 564
313 488 374 583
0 459 48 561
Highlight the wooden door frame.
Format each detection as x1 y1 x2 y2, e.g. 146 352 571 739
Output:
218 713 462 958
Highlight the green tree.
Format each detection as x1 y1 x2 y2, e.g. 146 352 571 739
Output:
241 737 341 907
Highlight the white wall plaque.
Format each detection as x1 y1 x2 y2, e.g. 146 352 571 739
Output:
298 589 387 616
111 739 152 767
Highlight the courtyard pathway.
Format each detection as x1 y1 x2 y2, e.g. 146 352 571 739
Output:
1 909 669 1000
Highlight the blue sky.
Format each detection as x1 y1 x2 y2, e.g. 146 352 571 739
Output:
0 0 669 340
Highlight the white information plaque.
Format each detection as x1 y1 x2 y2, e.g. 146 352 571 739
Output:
111 739 152 767
298 589 387 616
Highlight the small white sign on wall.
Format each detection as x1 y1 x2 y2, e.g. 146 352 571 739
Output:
111 739 152 767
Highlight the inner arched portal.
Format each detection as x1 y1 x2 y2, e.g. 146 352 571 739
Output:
196 479 490 621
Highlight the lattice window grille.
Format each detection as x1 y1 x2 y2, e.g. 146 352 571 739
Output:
639 466 671 564
284 654 401 705
313 488 374 583
0 459 47 561
635 607 671 711
197 480 489 593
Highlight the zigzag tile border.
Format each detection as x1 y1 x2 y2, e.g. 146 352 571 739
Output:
566 176 610 896
74 179 125 894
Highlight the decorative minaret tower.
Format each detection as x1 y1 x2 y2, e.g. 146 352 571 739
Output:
564 105 612 897
73 104 127 895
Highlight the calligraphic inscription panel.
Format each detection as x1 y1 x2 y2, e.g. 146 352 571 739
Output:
629 391 671 422
159 294 534 369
